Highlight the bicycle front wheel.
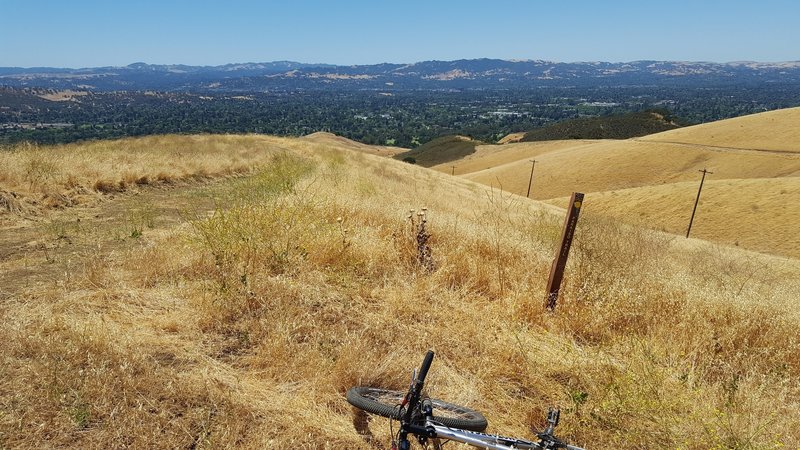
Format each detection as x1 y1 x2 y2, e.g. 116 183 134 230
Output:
346 387 488 431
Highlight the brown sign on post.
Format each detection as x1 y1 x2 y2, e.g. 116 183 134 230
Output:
545 192 584 310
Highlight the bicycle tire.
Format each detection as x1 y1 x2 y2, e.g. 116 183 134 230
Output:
346 387 488 432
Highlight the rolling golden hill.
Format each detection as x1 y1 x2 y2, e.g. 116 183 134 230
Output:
547 177 800 257
435 107 800 258
301 131 406 156
1 133 799 448
638 106 800 152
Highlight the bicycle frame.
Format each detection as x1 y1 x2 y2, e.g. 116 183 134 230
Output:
427 421 541 449
426 421 584 450
369 351 584 450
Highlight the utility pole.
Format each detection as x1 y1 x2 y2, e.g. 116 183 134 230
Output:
526 160 537 198
451 166 456 176
686 168 713 238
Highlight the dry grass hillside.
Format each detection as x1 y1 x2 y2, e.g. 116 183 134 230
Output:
457 138 800 199
301 132 406 157
436 107 800 258
1 133 799 449
639 107 800 152
0 135 281 221
550 177 800 257
441 140 597 177
496 132 525 144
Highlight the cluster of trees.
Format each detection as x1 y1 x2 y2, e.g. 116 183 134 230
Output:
520 109 683 142
2 83 800 147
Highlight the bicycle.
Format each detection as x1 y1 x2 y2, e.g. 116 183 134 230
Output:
347 350 586 450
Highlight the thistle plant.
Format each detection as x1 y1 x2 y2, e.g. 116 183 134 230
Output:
405 207 434 272
336 216 351 251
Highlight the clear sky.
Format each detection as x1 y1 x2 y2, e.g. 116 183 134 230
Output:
1 0 798 67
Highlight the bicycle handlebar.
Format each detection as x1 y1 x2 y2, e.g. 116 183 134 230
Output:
402 350 435 426
417 350 434 384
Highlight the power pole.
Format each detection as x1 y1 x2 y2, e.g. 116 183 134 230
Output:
526 160 537 198
686 168 713 238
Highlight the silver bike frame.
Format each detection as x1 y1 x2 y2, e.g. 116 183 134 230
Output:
427 421 585 450
428 422 538 450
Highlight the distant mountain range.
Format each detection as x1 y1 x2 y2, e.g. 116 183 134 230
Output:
2 59 800 92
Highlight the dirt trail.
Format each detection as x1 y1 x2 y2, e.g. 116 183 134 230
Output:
0 176 308 448
0 181 222 302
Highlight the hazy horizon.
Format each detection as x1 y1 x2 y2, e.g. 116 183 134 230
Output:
4 57 800 71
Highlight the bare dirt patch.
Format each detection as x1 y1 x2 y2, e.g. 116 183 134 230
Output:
36 90 89 102
0 182 220 301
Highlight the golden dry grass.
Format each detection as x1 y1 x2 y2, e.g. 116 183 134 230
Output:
458 139 800 200
496 132 526 144
546 177 800 258
301 132 406 157
435 108 800 258
1 134 800 449
435 140 597 176
639 107 800 152
0 134 397 221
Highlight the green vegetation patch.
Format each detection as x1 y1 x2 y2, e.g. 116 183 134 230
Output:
394 135 482 167
520 109 682 142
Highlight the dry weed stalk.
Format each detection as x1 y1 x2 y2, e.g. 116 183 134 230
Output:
393 207 436 272
414 208 435 272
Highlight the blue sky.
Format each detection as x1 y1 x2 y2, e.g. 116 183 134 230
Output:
1 0 798 67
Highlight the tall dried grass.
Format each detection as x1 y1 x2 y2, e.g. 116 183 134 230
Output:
445 108 800 259
2 135 799 449
0 134 286 216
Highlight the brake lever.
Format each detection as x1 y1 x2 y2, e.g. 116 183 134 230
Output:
534 408 568 449
544 408 560 435
401 368 417 408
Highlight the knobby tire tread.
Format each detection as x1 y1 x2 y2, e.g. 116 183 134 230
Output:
346 387 488 432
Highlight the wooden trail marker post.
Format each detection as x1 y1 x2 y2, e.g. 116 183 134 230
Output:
545 192 584 310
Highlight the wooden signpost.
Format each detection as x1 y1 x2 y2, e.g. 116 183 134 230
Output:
545 192 584 311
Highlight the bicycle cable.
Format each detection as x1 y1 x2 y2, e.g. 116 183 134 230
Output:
390 403 402 450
